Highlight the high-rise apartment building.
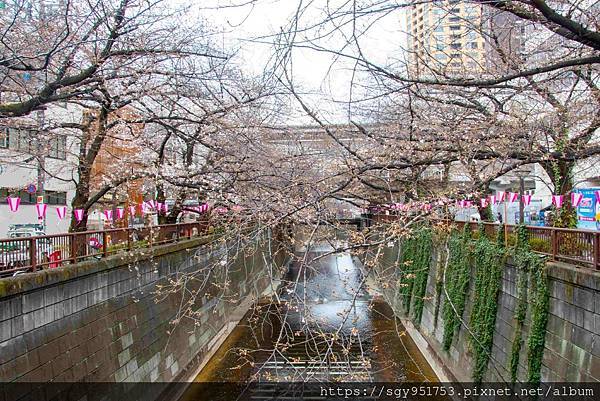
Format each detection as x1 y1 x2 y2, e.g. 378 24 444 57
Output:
405 1 487 77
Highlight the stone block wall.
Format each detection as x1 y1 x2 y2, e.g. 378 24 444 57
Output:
369 241 600 382
0 231 287 400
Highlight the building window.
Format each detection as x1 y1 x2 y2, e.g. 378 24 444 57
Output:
435 25 444 32
48 135 66 160
46 191 67 205
0 127 7 148
436 43 445 50
0 188 67 205
449 16 460 22
450 25 461 30
469 42 478 48
450 43 462 49
8 128 36 153
0 188 36 204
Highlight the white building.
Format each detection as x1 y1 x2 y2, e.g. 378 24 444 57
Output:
0 105 81 236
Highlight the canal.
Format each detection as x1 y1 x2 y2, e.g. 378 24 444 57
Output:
180 236 437 400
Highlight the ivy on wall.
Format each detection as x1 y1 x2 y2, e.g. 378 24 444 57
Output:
508 225 550 384
397 228 433 325
441 226 472 351
469 234 504 382
391 223 550 383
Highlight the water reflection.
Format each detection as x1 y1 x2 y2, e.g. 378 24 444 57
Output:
180 243 437 401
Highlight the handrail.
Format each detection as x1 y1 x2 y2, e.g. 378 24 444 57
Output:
0 221 209 276
370 214 600 270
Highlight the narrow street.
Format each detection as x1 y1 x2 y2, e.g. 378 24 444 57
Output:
180 239 437 401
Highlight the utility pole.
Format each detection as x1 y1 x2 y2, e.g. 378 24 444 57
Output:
519 176 525 225
36 109 46 231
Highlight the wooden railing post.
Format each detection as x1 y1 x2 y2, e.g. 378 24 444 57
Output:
69 234 76 264
551 229 558 261
29 238 37 272
102 231 108 258
594 232 599 270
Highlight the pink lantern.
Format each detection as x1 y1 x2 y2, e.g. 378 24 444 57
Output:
35 203 47 219
480 198 489 208
116 208 125 220
7 196 20 212
103 209 113 221
571 192 583 208
552 195 564 208
508 192 519 203
56 206 67 220
74 209 84 222
522 195 532 206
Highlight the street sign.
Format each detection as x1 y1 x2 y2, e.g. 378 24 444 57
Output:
26 184 37 194
37 196 43 204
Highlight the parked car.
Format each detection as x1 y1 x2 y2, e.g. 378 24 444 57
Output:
0 231 54 276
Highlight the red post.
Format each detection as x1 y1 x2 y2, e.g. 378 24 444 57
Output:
594 232 599 270
29 238 37 272
102 231 108 258
69 234 77 264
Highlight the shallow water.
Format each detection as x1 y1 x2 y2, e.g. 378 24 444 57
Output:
180 245 437 401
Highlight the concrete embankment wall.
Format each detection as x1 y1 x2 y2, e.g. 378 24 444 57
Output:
370 241 600 383
0 231 288 400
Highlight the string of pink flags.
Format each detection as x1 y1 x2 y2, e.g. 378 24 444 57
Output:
456 191 595 209
4 197 213 224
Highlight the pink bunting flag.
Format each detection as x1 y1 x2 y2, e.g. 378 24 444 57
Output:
552 195 564 208
157 202 164 213
56 206 67 220
7 196 20 212
508 192 519 203
129 205 137 217
480 198 489 208
35 203 47 219
497 192 506 202
116 208 125 220
142 201 152 214
162 203 168 213
74 209 84 222
571 192 583 208
103 209 113 221
522 194 532 206
488 195 496 205
596 190 600 203
465 201 473 208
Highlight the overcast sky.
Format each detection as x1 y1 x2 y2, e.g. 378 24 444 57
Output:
187 0 408 124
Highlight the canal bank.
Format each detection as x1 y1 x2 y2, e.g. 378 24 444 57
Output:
179 242 438 401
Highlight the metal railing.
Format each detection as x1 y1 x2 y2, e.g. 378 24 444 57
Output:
371 214 600 270
0 222 209 277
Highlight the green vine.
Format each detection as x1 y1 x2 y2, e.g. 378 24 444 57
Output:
441 226 472 351
526 254 549 383
469 234 504 382
397 228 433 324
507 225 550 384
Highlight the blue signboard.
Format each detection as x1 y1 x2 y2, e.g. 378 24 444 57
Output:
575 188 599 230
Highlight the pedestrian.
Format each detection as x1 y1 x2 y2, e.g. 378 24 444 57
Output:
497 212 503 224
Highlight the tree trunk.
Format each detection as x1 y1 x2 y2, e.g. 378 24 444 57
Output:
542 159 577 228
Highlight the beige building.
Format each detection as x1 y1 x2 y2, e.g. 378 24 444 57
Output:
406 0 487 77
